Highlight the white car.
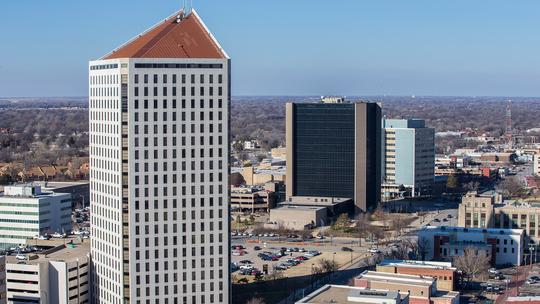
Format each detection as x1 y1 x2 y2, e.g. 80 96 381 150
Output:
239 265 253 270
368 248 381 254
16 254 27 261
52 232 66 238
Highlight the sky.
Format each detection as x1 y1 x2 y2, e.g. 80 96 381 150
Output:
1 0 540 97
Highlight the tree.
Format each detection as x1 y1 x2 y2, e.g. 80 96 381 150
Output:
266 268 284 281
499 177 527 199
446 174 459 192
317 258 338 274
453 247 491 283
463 181 480 192
355 213 371 246
332 213 350 231
372 207 386 221
390 217 408 237
246 298 265 304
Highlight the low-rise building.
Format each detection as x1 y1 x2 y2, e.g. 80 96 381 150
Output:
0 184 72 250
230 185 276 212
240 166 286 185
377 260 457 292
271 147 287 159
418 226 524 266
6 240 90 304
353 271 459 304
507 296 540 303
458 191 540 244
295 285 408 304
279 196 354 218
39 181 90 210
268 205 327 230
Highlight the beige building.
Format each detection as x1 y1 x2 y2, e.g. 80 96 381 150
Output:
376 260 457 292
353 271 459 304
241 166 285 186
296 285 407 304
6 241 90 304
271 147 287 159
268 205 327 230
230 185 276 212
458 191 540 243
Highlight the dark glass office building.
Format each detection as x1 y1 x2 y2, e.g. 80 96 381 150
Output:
286 102 381 212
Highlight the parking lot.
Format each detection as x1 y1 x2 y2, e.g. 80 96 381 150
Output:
231 241 367 282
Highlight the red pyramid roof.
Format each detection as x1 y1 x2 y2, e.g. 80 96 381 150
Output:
103 10 226 60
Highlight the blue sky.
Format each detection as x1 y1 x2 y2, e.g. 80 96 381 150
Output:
1 0 540 97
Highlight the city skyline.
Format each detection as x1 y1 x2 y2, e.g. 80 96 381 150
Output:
2 0 540 97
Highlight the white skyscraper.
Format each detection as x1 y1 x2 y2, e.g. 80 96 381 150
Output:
89 9 230 304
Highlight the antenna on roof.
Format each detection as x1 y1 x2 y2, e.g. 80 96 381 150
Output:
177 0 188 22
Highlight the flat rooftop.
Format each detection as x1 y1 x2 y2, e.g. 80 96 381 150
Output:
272 205 327 212
422 225 524 236
379 259 456 270
357 271 435 286
296 285 402 304
7 239 89 265
39 181 89 188
280 196 352 207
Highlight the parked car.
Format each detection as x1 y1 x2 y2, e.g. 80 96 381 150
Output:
16 254 27 261
239 265 253 270
368 248 381 254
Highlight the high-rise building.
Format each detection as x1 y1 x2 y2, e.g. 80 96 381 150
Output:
534 154 540 176
89 9 230 304
0 184 71 250
382 119 434 199
285 101 382 212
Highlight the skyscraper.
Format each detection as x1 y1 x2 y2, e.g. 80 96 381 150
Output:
382 119 435 199
285 100 382 212
89 9 230 304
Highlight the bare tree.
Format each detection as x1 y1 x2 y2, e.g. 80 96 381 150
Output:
246 297 266 304
390 217 408 238
355 213 370 246
404 237 430 261
453 247 491 283
266 268 284 281
499 177 527 199
317 258 338 274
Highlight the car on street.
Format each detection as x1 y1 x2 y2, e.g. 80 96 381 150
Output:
254 246 261 251
342 247 353 252
368 248 381 254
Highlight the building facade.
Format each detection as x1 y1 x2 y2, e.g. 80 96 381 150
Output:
353 271 460 304
376 260 457 292
0 185 71 250
382 119 435 199
285 101 382 212
418 226 524 266
6 242 90 304
458 191 540 244
230 185 276 212
89 9 230 304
